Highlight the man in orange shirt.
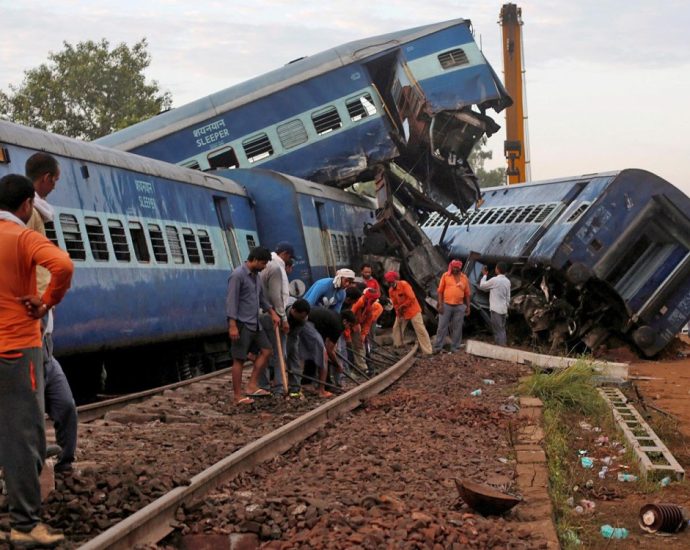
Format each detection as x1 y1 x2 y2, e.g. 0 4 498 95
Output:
384 271 432 355
346 287 384 372
433 259 471 353
0 174 73 547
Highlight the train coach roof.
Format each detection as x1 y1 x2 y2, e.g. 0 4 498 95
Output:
95 18 470 151
0 120 248 196
226 168 378 209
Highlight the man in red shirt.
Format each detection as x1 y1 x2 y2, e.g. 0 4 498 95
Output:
433 259 471 353
0 174 73 547
384 271 432 355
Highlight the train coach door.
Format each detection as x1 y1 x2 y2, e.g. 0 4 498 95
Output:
213 197 242 267
315 201 336 277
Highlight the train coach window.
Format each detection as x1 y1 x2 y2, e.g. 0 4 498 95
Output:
246 235 256 249
242 133 274 163
129 222 151 263
148 224 168 263
59 214 86 261
312 106 342 135
208 147 239 169
346 93 377 121
44 221 59 246
197 230 215 264
84 217 109 261
338 235 347 261
277 119 309 149
181 228 201 264
165 226 185 264
535 204 557 223
182 160 200 171
438 48 469 70
108 220 131 262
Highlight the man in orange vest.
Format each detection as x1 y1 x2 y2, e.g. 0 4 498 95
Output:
346 287 384 372
0 174 73 547
384 271 432 355
433 259 471 353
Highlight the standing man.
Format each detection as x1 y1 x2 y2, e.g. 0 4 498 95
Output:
303 268 355 312
25 152 79 474
384 271 433 355
259 242 294 394
0 174 73 547
360 263 380 293
433 259 471 353
479 262 511 346
226 247 280 405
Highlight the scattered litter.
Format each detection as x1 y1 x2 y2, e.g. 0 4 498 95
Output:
580 499 596 512
600 525 629 539
566 496 575 507
497 457 509 464
659 476 672 487
598 466 609 479
592 426 602 433
617 473 638 482
578 449 588 456
482 379 495 385
581 457 594 469
470 389 482 397
601 456 613 466
574 505 584 514
595 435 609 446
585 479 594 489
500 404 519 413
579 421 592 431
639 503 688 534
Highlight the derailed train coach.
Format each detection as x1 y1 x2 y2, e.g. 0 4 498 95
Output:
422 170 690 357
95 18 511 212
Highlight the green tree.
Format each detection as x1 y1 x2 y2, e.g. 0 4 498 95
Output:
469 136 506 188
0 38 171 140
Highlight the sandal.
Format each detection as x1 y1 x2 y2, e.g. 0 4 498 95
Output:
235 396 255 406
246 388 272 397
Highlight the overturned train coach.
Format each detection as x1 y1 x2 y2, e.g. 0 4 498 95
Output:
0 120 375 386
422 169 690 357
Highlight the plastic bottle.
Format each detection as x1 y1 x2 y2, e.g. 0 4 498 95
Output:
659 476 671 487
580 457 594 469
470 389 482 397
600 525 628 539
617 473 637 482
482 379 495 385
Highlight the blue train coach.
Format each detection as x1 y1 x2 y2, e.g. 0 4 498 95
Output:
0 120 260 366
422 170 690 357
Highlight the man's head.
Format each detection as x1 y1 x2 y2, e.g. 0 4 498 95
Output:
25 153 60 198
449 259 463 275
289 298 310 324
345 286 363 306
275 241 295 263
246 246 272 272
384 271 399 287
496 262 508 275
334 268 355 289
363 287 380 307
0 174 35 223
361 263 373 280
340 309 356 329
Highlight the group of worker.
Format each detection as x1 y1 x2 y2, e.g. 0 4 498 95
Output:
0 153 511 546
225 244 512 405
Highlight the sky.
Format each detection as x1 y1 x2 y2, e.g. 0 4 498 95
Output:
1 0 689 196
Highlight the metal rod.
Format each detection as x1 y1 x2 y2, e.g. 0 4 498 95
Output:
335 350 371 380
284 368 344 393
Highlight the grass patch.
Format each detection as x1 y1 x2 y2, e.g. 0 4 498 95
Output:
520 361 608 548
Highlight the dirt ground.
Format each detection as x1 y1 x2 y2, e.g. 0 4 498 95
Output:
558 336 690 548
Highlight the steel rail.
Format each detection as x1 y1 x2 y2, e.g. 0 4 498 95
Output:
78 346 417 550
76 367 233 423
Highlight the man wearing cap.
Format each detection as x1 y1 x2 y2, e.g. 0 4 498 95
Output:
384 271 433 355
346 287 383 372
433 260 471 353
303 269 355 312
258 242 294 394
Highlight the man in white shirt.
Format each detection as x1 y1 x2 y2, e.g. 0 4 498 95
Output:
479 262 511 346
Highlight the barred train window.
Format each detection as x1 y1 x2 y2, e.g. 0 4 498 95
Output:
59 214 86 260
108 219 131 262
182 228 201 264
338 235 346 261
246 235 256 249
84 217 109 261
346 94 377 122
330 234 339 262
312 106 342 135
208 147 239 169
438 48 469 69
165 225 185 264
44 221 59 246
148 224 168 263
129 221 151 263
197 230 215 264
242 133 273 163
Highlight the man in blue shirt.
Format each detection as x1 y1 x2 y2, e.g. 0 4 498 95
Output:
226 247 280 405
303 268 355 312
